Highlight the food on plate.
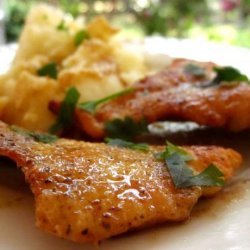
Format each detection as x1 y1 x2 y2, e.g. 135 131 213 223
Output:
0 4 148 132
72 59 250 139
0 3 247 247
0 121 242 243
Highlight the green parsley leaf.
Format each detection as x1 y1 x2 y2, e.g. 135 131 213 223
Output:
105 117 148 141
50 86 80 133
74 30 90 46
202 66 249 88
213 66 248 83
78 88 134 114
37 62 58 79
184 64 205 77
105 138 149 152
56 20 68 31
10 126 58 144
29 133 58 143
155 141 193 162
165 152 194 188
181 164 225 187
156 141 225 188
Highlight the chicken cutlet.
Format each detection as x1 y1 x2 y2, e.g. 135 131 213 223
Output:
0 121 241 243
73 59 250 139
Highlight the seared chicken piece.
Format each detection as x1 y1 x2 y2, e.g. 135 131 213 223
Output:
74 59 250 139
0 121 241 243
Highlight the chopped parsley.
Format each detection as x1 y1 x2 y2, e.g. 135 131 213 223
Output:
50 86 80 133
10 126 58 144
155 141 225 188
184 64 205 77
78 88 134 114
56 20 68 31
105 117 148 141
37 62 58 79
155 141 193 162
202 66 249 88
74 30 90 46
105 138 149 152
213 66 248 83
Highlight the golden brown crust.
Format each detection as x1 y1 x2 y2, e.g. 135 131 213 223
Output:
0 121 242 243
75 59 250 139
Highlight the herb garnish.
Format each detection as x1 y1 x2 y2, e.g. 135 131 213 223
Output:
37 62 58 79
78 88 134 114
184 64 205 77
213 66 248 83
202 66 249 88
50 86 80 133
105 138 149 152
155 142 225 188
56 20 68 31
74 30 90 46
10 126 58 144
155 141 193 162
105 117 148 141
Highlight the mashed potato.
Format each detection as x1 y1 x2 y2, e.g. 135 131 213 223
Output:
0 4 147 131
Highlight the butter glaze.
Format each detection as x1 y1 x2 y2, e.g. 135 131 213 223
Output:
0 121 241 243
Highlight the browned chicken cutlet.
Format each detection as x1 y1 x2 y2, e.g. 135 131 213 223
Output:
0 121 241 243
73 59 250 139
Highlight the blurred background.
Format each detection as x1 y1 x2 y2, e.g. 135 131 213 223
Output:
0 0 249 47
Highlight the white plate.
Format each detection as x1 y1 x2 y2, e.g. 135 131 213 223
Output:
0 38 250 250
